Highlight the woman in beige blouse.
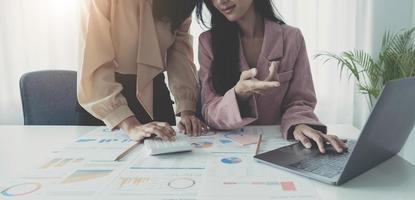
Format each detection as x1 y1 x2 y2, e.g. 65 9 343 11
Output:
78 0 206 141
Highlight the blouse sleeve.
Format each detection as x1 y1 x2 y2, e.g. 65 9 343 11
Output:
166 18 199 115
280 29 326 139
78 0 134 129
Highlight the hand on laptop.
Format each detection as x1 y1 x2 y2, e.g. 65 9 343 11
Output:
293 124 347 154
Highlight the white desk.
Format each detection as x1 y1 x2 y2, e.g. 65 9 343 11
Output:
0 125 414 200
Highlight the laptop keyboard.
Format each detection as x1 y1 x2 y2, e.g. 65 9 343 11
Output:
289 140 357 178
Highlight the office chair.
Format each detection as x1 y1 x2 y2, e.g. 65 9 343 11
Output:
19 70 102 126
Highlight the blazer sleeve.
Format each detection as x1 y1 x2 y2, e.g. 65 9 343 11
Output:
78 0 134 129
280 30 327 139
166 18 198 115
198 33 258 130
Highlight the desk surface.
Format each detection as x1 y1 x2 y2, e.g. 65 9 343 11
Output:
0 125 414 200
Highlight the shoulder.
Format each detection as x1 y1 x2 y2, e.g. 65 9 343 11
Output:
278 24 305 49
267 20 304 41
199 30 212 46
89 0 112 12
266 21 305 53
279 24 302 37
198 31 213 55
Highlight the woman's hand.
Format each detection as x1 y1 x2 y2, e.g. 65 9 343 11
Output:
178 111 208 137
118 116 176 142
293 124 347 153
235 61 280 101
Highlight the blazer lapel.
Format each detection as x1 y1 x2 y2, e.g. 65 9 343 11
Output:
262 19 284 62
255 19 284 79
135 0 165 119
239 20 284 80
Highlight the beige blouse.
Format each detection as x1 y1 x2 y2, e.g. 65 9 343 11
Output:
78 0 198 129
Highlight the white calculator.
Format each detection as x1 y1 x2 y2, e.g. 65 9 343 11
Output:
144 134 192 155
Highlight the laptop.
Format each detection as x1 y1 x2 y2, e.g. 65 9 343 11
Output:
254 77 415 185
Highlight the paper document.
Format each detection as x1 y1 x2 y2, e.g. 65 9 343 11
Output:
198 154 320 200
99 168 203 200
224 128 260 145
2 159 128 200
60 127 138 161
0 126 316 200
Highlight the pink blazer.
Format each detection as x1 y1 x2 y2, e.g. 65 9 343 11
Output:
198 20 326 139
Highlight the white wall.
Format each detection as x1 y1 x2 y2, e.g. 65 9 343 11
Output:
0 0 82 125
405 0 415 166
1 0 414 129
413 0 415 25
353 0 414 129
351 0 415 165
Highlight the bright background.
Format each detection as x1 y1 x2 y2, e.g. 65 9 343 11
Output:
0 0 414 163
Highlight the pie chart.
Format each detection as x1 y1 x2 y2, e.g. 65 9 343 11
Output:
221 157 242 164
168 178 195 189
1 183 41 197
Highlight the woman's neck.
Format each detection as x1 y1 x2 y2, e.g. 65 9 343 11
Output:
237 5 264 39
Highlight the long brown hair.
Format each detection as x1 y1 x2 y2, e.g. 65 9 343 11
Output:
196 0 284 95
153 0 196 31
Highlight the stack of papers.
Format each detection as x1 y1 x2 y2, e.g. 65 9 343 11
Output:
0 126 319 200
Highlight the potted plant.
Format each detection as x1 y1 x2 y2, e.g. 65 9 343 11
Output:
315 27 415 107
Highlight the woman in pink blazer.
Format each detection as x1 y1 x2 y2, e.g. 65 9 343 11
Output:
196 0 347 153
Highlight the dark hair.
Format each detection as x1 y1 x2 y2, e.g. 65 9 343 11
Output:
153 0 196 31
196 0 285 95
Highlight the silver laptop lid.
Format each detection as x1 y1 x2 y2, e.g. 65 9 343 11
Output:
338 77 415 185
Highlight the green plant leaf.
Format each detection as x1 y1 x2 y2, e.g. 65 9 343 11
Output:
315 26 415 101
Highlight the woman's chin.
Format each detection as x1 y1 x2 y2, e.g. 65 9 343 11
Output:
224 15 240 22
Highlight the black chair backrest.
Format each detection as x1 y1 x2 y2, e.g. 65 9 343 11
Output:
19 70 101 125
